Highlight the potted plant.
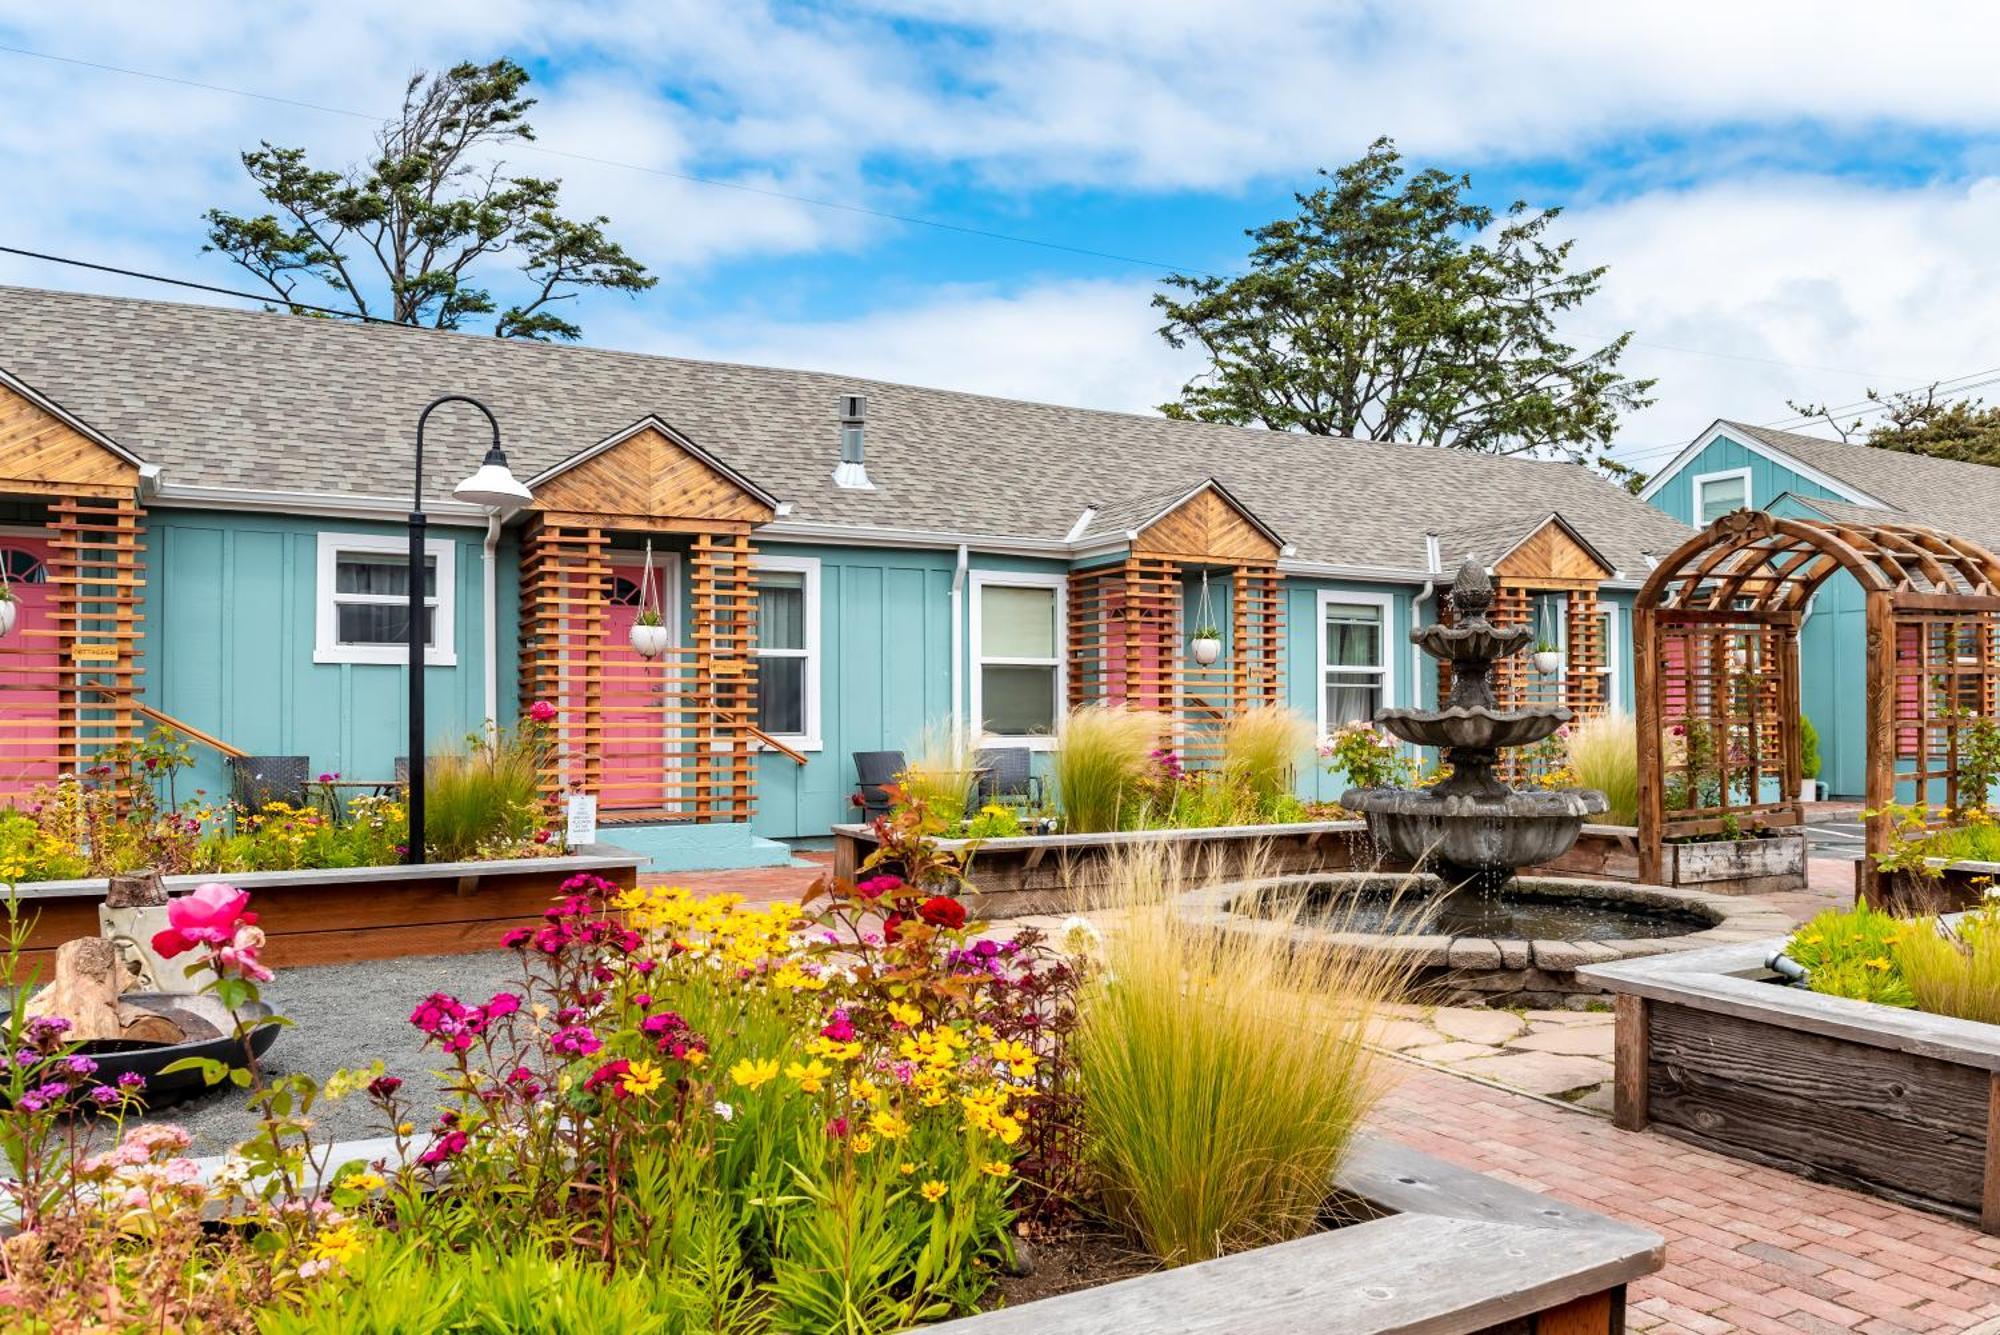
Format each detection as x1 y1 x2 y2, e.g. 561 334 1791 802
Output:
1190 624 1223 666
628 607 670 659
1530 638 1562 675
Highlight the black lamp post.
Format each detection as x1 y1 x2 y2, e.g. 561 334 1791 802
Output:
408 395 533 865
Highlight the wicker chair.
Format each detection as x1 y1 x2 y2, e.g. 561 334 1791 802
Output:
974 747 1043 809
229 755 311 809
851 750 906 823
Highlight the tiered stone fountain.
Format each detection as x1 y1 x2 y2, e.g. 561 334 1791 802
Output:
1344 557 1606 889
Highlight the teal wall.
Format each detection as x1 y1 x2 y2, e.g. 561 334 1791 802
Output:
1283 578 1419 803
1646 432 1846 527
141 510 513 802
1650 434 1873 798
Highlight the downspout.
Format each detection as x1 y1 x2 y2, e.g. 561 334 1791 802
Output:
482 512 502 732
950 544 969 737
1411 531 1442 712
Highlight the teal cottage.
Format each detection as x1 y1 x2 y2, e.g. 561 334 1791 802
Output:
0 286 1691 869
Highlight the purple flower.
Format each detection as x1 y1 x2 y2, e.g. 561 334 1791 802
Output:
116 1071 146 1090
63 1054 99 1079
550 1025 602 1058
87 1085 119 1107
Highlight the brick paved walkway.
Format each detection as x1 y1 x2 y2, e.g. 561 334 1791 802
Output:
1375 1064 2000 1333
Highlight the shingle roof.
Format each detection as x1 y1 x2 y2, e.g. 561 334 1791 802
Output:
0 284 1693 576
1722 420 2000 550
1434 513 1617 576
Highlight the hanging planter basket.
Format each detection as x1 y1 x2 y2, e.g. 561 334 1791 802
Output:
1189 572 1224 667
0 596 16 641
627 541 669 660
1190 634 1223 666
1531 649 1562 676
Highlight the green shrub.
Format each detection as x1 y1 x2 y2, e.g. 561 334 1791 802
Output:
1076 844 1408 1265
1798 713 1821 782
1221 706 1313 815
1785 903 1917 1008
1565 713 1639 826
424 724 547 862
1052 706 1164 833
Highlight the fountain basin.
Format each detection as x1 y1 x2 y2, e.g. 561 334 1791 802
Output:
1343 786 1606 883
74 992 279 1103
1374 707 1572 752
1179 873 1795 1008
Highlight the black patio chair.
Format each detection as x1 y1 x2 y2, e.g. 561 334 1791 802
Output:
975 747 1043 809
851 750 906 823
229 755 311 810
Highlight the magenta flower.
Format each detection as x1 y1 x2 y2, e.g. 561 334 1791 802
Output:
529 700 557 723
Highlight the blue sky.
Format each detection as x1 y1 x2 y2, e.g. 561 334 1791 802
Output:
7 2 2000 478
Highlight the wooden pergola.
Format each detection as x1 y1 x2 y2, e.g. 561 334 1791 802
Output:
1066 481 1284 767
1634 509 2000 888
0 376 147 798
519 419 779 824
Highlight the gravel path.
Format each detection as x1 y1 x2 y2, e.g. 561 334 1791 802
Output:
130 951 531 1155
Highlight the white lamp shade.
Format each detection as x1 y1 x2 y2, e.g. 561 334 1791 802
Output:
453 460 533 510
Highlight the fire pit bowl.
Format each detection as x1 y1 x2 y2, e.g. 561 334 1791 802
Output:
73 992 279 1102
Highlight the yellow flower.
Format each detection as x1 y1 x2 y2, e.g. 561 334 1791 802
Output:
990 1039 1038 1078
888 1001 922 1027
975 1023 997 1042
852 1132 877 1154
920 1179 948 1203
980 1161 1012 1179
810 1035 864 1063
898 1161 917 1176
870 1109 911 1141
345 1171 385 1193
308 1222 368 1268
622 1059 666 1099
785 1059 832 1093
395 1122 415 1137
731 1056 780 1090
1864 956 1893 972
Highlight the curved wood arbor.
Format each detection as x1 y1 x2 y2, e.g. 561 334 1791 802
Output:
1634 510 2000 888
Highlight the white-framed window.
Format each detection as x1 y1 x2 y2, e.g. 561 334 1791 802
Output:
1692 467 1752 526
1317 590 1395 735
1600 604 1622 710
314 531 457 667
752 554 821 750
970 572 1066 747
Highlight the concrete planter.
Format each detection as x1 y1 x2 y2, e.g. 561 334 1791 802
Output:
1582 932 2000 1232
7 846 645 970
1537 825 1807 895
831 819 1376 916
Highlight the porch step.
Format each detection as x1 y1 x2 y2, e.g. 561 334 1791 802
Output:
596 820 799 874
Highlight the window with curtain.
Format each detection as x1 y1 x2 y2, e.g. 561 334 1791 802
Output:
314 531 456 666
978 582 1060 736
1695 471 1749 525
1322 601 1385 727
754 568 811 738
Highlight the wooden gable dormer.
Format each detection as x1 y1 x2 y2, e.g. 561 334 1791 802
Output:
527 418 777 531
0 371 143 497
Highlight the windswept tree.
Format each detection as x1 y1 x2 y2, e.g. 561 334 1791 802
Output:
1788 384 2000 466
1154 137 1654 467
204 58 653 340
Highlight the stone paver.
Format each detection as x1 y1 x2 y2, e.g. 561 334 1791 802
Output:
1510 1020 1619 1056
1374 1063 2000 1331
1451 1050 1615 1096
1432 1007 1527 1044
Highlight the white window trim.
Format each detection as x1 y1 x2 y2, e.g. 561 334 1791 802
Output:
314 531 457 667
1315 589 1396 740
751 553 822 751
970 570 1067 750
1600 603 1622 710
1691 467 1753 527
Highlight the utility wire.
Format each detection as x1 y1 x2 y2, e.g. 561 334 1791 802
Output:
0 244 394 323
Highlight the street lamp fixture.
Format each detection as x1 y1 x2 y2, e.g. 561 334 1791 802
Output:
408 395 531 865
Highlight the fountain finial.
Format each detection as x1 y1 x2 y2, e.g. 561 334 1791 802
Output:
1451 556 1492 616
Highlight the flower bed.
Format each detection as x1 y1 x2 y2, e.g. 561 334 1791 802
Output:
1581 915 2000 1232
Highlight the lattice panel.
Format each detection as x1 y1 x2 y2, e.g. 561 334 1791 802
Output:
1890 609 2000 815
686 533 759 822
49 495 145 777
1654 620 1791 824
521 522 609 800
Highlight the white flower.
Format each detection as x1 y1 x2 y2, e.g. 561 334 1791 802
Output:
713 1100 735 1122
1057 915 1104 959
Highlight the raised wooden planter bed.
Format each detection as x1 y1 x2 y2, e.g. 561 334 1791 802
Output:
831 820 1377 917
7 846 645 971
1856 857 2000 915
1581 933 2000 1232
189 1131 1659 1334
1537 825 1807 895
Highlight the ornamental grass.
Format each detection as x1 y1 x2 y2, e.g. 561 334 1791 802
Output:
1893 907 2000 1024
1075 843 1415 1266
423 722 546 861
1563 712 1639 825
899 720 982 830
1052 706 1166 833
1221 706 1314 814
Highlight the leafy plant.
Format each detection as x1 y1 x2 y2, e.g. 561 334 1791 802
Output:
1564 713 1638 825
1221 706 1313 815
961 802 1024 840
1798 713 1822 783
1189 625 1221 641
1051 706 1165 833
1076 844 1410 1265
897 720 981 831
1319 721 1413 792
1783 903 1917 1008
422 718 553 862
634 607 664 628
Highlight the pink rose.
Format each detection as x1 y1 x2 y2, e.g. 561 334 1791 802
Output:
529 700 557 723
166 883 251 946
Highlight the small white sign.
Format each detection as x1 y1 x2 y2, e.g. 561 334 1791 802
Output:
565 795 599 850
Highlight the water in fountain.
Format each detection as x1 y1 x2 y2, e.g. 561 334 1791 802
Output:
1342 557 1606 892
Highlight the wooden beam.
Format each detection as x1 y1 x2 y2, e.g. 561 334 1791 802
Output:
1613 994 1649 1132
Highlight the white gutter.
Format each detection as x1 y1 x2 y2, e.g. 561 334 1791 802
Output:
950 544 969 736
149 482 495 527
481 512 503 731
1064 506 1098 542
1412 531 1441 712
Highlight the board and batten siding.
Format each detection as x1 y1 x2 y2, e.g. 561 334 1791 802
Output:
1645 432 1848 527
1284 579 1418 804
140 511 513 802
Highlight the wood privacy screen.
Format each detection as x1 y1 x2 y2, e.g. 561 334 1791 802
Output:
1633 510 2000 887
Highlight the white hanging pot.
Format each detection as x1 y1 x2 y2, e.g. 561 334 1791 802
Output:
1191 635 1223 666
0 599 16 639
1531 650 1562 676
629 621 671 659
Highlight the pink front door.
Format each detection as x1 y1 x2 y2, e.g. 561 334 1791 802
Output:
600 566 674 810
0 540 58 801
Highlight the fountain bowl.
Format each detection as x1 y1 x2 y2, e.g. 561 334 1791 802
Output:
1343 785 1607 883
1374 706 1571 752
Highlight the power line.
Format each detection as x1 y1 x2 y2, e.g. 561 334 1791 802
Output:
0 243 396 323
0 40 1971 389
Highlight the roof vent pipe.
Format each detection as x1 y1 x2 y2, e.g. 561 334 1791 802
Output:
1065 505 1099 543
832 394 874 490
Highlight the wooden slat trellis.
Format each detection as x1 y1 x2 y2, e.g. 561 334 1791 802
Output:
1634 510 2000 890
47 494 146 775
